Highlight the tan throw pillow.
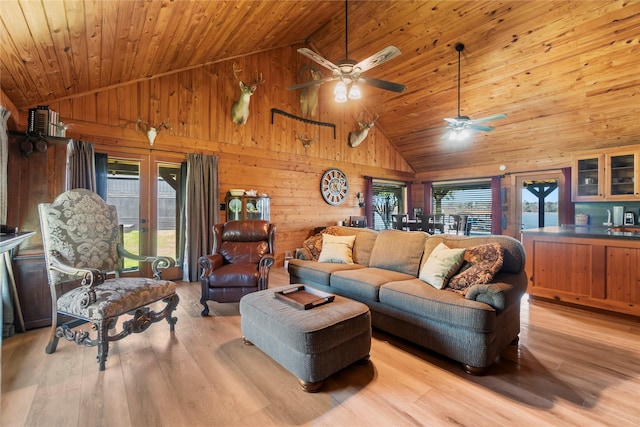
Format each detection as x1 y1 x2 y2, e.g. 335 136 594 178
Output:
317 234 356 264
448 243 504 293
419 243 466 289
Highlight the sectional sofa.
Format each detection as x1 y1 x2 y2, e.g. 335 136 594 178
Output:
287 226 527 374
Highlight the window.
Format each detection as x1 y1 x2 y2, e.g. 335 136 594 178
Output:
431 180 492 234
371 181 406 230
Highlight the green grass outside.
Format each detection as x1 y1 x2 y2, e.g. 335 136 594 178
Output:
122 230 177 270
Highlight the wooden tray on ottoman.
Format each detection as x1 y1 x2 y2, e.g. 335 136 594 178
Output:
274 285 335 310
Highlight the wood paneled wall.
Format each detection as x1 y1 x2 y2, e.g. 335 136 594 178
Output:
9 45 415 265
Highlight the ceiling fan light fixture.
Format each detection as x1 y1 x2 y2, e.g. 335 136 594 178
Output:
442 42 505 140
334 80 348 102
449 128 470 141
348 82 361 100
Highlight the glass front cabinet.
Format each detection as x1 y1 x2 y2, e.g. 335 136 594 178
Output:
605 151 639 200
572 154 604 201
225 195 270 221
572 149 639 201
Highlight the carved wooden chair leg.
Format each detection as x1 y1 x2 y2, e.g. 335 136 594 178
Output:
97 319 112 371
164 295 179 330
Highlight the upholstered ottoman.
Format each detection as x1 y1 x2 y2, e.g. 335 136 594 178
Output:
240 285 371 392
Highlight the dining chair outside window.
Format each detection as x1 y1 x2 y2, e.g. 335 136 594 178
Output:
391 214 408 230
39 189 179 371
451 214 471 235
419 214 446 234
349 216 367 228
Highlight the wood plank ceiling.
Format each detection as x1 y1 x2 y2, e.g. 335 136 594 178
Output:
1 0 639 174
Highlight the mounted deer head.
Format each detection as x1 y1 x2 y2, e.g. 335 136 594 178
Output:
295 130 318 149
230 63 265 125
136 118 172 146
348 112 379 148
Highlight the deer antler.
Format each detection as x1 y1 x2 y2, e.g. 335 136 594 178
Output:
135 117 171 146
233 63 242 81
296 130 318 148
156 120 172 134
135 117 149 133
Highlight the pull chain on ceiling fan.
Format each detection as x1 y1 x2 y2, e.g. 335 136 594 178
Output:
442 42 506 141
287 0 406 101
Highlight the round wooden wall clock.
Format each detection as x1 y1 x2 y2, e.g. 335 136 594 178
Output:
321 168 348 205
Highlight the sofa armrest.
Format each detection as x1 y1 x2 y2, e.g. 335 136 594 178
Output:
464 272 527 312
295 247 312 260
464 283 507 311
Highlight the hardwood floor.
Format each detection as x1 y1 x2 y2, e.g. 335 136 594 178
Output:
2 267 639 426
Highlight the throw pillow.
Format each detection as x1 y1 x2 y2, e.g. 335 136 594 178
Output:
448 243 504 293
317 234 356 264
419 243 466 289
300 226 340 261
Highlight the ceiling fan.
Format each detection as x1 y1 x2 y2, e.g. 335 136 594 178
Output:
442 42 506 141
287 0 406 101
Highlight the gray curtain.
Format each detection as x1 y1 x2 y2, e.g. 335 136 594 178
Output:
66 140 96 191
1 106 13 337
184 154 219 282
0 106 9 223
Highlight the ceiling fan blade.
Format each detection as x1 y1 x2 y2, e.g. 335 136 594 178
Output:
353 46 402 73
440 129 453 140
468 113 507 124
287 76 337 91
297 48 340 72
469 124 495 132
359 75 406 93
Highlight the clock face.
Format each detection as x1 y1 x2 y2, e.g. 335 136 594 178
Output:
321 169 348 205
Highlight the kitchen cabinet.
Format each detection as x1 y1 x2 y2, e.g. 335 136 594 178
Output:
605 151 639 200
572 153 604 201
522 227 640 317
572 147 639 201
225 195 270 221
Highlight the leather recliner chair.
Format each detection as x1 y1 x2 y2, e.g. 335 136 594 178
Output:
198 220 275 316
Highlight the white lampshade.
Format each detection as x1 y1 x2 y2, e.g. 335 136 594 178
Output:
449 128 470 141
334 80 347 103
348 83 361 100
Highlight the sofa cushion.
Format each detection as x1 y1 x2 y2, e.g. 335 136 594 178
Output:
333 226 378 266
379 279 497 332
331 268 416 302
419 243 465 289
287 259 365 287
448 244 504 293
318 234 356 264
369 229 427 276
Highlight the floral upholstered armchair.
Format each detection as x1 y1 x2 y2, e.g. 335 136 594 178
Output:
38 188 179 371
